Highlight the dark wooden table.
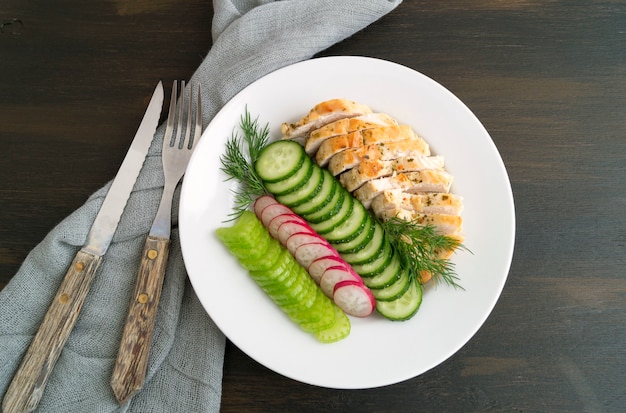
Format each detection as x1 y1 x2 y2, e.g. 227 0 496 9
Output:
2 1 624 412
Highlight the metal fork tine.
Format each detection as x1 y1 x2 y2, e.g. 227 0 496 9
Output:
175 80 186 148
164 80 178 147
193 84 202 147
183 84 193 150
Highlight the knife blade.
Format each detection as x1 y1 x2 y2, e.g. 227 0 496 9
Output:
2 81 164 413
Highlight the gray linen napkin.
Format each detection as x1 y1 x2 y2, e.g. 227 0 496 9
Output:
0 0 401 411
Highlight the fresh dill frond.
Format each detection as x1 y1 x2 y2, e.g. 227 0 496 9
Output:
239 109 269 161
380 216 467 289
219 108 269 220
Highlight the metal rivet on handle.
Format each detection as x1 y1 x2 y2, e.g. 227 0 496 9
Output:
137 293 149 304
59 293 70 304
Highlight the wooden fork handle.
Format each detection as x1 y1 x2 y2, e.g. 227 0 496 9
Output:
110 235 170 404
2 250 102 413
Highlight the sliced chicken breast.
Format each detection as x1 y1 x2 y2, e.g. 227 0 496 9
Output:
316 124 418 166
376 209 463 236
339 155 445 192
371 190 464 217
353 169 454 208
304 113 398 156
436 234 465 259
418 232 465 284
281 99 372 141
327 138 431 176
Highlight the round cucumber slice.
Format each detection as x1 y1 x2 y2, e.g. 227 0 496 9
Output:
302 184 344 224
315 305 351 343
264 157 313 196
323 200 369 243
331 218 375 253
255 140 307 183
370 268 411 302
310 192 354 234
350 240 393 277
290 169 336 216
376 278 423 321
338 222 386 265
276 166 324 208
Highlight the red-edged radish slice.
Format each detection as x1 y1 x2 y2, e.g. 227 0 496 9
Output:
277 220 315 245
333 280 376 317
253 195 279 219
319 265 363 298
267 214 307 240
259 203 298 228
294 242 335 269
286 232 331 253
308 256 350 284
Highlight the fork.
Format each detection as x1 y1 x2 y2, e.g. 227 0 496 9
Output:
110 80 202 404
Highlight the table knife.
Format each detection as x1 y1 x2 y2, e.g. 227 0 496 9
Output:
2 81 164 413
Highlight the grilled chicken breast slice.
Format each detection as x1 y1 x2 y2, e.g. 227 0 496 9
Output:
376 209 463 236
353 169 454 208
339 155 445 192
419 232 466 283
327 138 431 176
371 190 464 217
316 124 418 166
304 113 398 156
281 99 372 141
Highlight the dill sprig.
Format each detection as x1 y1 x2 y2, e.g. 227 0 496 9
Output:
380 216 467 289
219 108 269 220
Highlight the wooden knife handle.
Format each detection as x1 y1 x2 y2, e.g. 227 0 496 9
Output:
2 250 102 413
110 235 170 404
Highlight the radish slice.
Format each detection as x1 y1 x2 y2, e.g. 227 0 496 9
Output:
277 220 315 245
308 256 350 284
268 214 308 240
253 195 377 315
319 265 363 298
294 242 336 268
259 203 297 228
253 195 279 220
286 232 331 253
333 280 376 317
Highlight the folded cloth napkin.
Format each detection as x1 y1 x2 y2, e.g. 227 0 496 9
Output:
0 0 400 411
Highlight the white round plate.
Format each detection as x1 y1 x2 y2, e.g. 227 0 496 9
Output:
179 56 515 389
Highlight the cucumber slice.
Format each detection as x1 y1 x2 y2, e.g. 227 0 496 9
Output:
250 248 294 285
315 305 351 343
338 222 386 265
255 140 307 183
370 268 410 302
227 223 275 260
215 210 266 246
310 192 354 234
323 200 369 243
239 240 283 272
276 166 323 208
302 180 344 223
331 218 375 254
290 288 335 332
361 251 402 287
264 156 313 196
217 211 350 341
269 275 309 307
376 278 422 321
350 240 393 277
291 169 336 216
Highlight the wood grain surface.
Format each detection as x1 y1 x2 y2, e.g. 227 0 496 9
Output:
2 249 102 413
1 1 624 412
111 235 171 404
